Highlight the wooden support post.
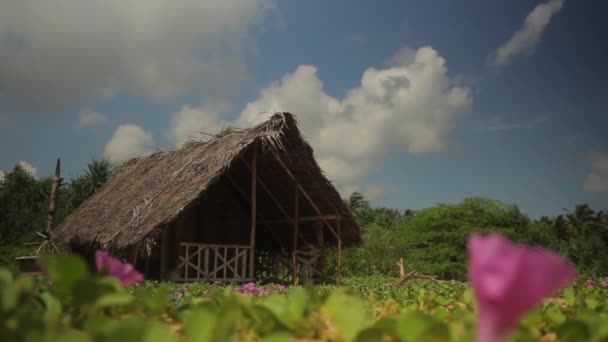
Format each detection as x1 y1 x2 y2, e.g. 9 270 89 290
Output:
292 185 299 284
269 150 340 240
249 143 258 280
160 229 168 280
337 215 342 286
314 221 325 279
226 174 286 250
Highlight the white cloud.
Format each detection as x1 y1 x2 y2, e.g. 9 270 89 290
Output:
491 0 566 67
1 161 38 179
477 116 546 131
169 101 231 146
584 152 608 192
78 108 108 128
18 161 37 177
0 0 276 113
104 124 155 163
237 46 472 193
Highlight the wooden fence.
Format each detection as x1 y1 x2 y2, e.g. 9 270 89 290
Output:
176 243 252 282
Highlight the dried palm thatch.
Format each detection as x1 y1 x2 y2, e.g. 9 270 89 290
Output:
54 112 361 256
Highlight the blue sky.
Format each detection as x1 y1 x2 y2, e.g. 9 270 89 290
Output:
1 0 606 218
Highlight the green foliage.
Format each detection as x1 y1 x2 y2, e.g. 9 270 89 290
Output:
3 255 608 341
0 158 113 269
338 193 608 280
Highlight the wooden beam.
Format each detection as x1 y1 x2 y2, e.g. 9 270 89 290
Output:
240 155 290 220
258 215 338 225
292 185 299 285
249 143 257 279
226 174 285 251
269 149 340 240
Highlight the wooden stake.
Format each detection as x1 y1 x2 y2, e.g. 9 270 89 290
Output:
336 215 342 286
36 158 62 255
292 185 299 284
160 228 168 279
314 221 325 279
249 143 258 279
46 158 62 233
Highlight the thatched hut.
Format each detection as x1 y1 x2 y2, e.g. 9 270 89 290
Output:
54 113 361 283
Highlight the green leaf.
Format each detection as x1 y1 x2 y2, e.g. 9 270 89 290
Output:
183 306 219 342
0 269 17 312
39 291 62 323
95 292 134 307
545 304 566 325
38 255 89 298
397 312 450 342
259 332 294 342
322 290 371 341
556 320 591 342
563 287 576 306
72 276 122 306
143 322 176 342
260 289 309 330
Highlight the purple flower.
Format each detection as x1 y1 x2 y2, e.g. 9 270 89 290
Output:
95 251 144 287
173 291 183 299
586 279 597 287
202 289 210 296
602 278 608 286
468 233 575 342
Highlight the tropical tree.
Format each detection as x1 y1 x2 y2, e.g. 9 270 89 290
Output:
564 204 597 236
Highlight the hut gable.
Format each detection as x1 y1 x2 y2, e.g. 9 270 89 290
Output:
54 113 361 256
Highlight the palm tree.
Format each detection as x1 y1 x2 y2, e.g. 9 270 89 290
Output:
83 159 113 196
564 204 597 236
346 192 369 213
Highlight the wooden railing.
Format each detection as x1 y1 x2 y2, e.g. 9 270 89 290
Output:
177 243 252 282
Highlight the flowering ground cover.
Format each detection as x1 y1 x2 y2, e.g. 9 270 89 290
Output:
2 234 608 341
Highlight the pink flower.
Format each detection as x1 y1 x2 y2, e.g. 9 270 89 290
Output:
468 233 575 342
586 279 597 287
173 291 183 299
602 278 608 286
95 251 144 287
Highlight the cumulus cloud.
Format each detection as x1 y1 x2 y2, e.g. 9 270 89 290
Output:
104 124 155 163
490 0 566 67
1 161 37 180
236 46 472 192
78 108 108 128
0 0 275 113
17 161 37 177
584 152 608 192
169 101 231 146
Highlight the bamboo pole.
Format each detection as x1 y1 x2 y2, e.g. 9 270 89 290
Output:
249 143 258 279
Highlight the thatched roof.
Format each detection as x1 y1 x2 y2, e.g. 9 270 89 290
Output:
55 113 361 255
